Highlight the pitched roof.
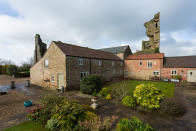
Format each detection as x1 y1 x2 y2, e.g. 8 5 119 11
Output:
126 53 164 60
163 56 196 68
54 41 122 61
99 45 131 54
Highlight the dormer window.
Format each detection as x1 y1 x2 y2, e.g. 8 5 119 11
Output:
44 59 49 67
78 58 83 65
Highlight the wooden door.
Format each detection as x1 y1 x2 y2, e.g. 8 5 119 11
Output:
58 73 64 89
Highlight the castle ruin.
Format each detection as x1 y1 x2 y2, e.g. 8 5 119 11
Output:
142 12 160 51
34 34 47 64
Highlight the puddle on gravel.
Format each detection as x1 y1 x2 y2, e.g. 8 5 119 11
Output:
0 83 28 92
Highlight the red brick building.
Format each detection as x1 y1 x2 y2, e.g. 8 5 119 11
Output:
124 53 196 82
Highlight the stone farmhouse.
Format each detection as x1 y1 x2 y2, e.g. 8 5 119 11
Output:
30 12 196 90
30 41 126 90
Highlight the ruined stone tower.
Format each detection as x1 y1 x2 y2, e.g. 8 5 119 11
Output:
142 12 160 51
34 34 47 64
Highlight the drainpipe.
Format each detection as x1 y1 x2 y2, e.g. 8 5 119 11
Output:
90 58 92 74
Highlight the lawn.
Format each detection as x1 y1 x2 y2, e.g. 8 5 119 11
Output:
2 121 50 131
104 80 175 97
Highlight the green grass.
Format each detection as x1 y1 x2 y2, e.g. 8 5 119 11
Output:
2 121 50 131
104 80 175 97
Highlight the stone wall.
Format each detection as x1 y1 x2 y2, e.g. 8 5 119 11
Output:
30 42 66 89
124 58 163 80
34 34 47 64
66 56 124 88
142 12 160 51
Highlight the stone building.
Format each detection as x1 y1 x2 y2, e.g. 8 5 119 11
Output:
99 45 132 60
30 41 123 90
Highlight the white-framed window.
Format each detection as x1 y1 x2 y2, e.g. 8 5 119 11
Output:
78 58 83 65
147 61 153 68
98 60 102 66
153 71 159 76
80 72 89 80
139 61 142 66
51 75 55 82
124 70 128 75
112 61 115 66
44 59 49 67
171 70 177 75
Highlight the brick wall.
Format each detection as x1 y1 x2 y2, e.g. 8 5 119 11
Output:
124 59 163 80
161 68 196 80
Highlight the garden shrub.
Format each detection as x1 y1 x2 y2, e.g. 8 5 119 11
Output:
46 118 59 131
40 94 64 108
28 94 88 131
27 104 43 121
116 116 155 131
133 84 164 109
122 96 136 108
85 111 97 122
51 99 86 131
99 87 109 97
82 104 94 112
160 98 186 116
80 75 103 94
105 94 112 100
172 75 182 80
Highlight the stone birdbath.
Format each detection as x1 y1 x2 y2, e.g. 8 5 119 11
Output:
91 96 98 109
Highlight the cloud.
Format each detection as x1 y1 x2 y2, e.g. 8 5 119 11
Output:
0 0 196 65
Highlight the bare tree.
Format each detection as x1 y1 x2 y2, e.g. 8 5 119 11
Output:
110 81 129 101
0 58 14 65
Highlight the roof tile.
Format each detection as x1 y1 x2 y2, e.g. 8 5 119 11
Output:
54 41 122 61
164 56 196 68
126 53 164 60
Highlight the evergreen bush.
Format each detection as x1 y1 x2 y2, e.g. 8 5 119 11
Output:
80 75 103 94
116 116 155 131
133 84 164 109
122 96 136 108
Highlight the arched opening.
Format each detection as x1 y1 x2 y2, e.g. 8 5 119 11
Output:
155 23 158 28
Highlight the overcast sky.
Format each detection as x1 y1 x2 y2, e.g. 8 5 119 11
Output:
0 0 196 65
